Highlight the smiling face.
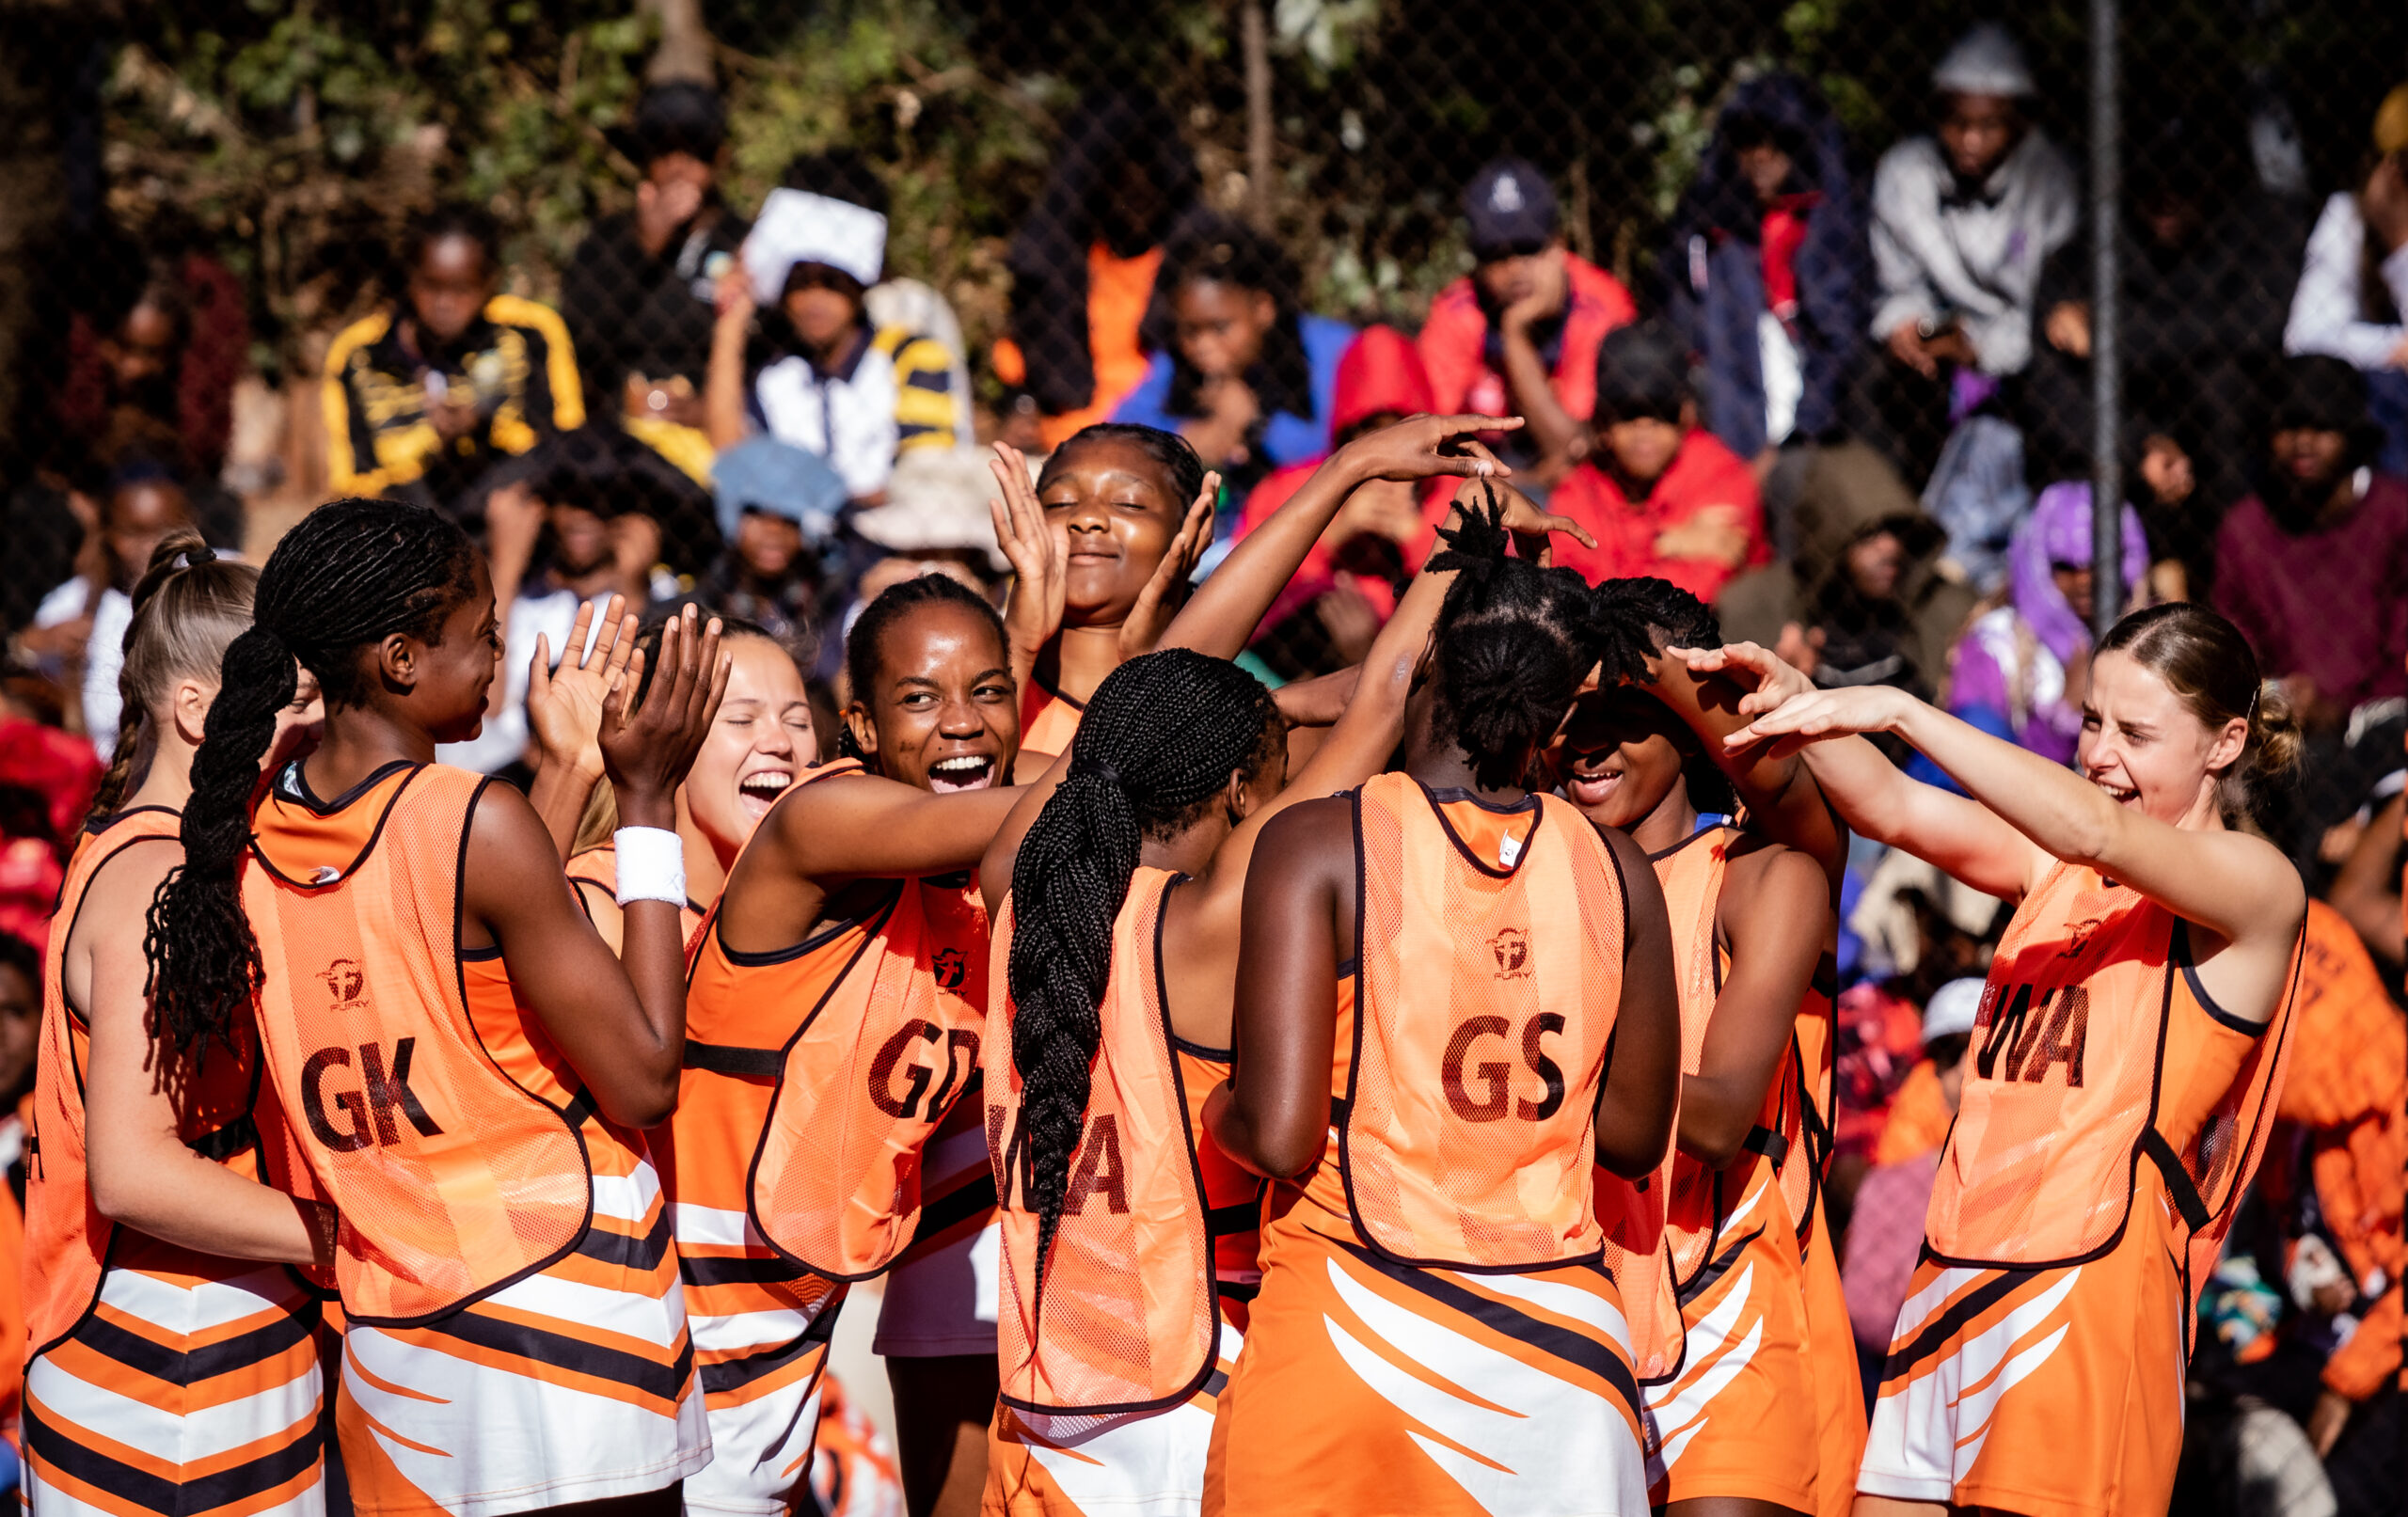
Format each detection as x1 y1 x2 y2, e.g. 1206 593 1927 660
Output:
374 558 499 744
1557 687 1692 831
686 636 813 860
1040 438 1188 625
845 600 1020 793
2077 648 2246 826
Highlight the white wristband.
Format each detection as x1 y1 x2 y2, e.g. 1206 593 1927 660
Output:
613 827 688 909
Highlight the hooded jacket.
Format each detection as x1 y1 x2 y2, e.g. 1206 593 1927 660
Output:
1663 72 1868 458
1716 441 1977 698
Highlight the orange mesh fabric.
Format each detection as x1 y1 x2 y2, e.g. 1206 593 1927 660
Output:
747 873 990 1280
1344 774 1625 1270
986 873 1217 1414
246 764 591 1323
24 808 265 1351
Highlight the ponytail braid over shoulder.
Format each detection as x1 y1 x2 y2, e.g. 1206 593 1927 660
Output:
1006 648 1279 1299
145 498 477 1060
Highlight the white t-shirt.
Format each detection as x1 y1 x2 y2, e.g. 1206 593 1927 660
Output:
751 344 904 500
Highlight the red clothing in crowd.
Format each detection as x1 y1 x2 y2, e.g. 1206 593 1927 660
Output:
1236 326 1450 636
1541 429 1769 599
1417 252 1635 423
2212 474 2408 715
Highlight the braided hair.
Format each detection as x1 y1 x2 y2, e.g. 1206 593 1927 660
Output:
1006 648 1280 1300
88 531 260 823
839 573 1009 766
1423 495 1602 790
145 498 479 1061
1035 422 1207 511
1587 577 1735 814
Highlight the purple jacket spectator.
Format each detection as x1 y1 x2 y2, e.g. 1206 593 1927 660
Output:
1949 482 2147 766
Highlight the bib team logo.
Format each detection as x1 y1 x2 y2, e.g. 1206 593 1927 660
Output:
1491 926 1531 979
321 957 368 1007
932 946 967 991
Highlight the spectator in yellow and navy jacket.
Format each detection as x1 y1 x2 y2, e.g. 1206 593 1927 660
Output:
323 203 584 518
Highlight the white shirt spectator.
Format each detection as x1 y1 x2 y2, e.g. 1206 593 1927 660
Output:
33 581 133 759
752 341 906 501
1870 131 2079 376
2284 191 2408 372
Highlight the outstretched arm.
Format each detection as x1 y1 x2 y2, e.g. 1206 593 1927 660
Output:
1690 641 2047 903
1729 675 2305 972
1646 648 1845 891
1156 414 1525 660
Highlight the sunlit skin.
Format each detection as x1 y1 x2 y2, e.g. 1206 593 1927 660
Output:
406 234 497 347
1938 92 2023 182
844 601 1020 795
105 482 195 593
1556 687 1697 841
2075 648 2247 827
1172 278 1275 380
1041 437 1192 624
686 636 814 856
387 557 504 744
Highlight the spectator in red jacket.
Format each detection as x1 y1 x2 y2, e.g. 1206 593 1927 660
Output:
1544 319 1767 600
1417 157 1634 484
1233 325 1452 678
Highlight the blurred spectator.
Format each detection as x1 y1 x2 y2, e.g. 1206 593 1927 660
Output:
22 464 198 753
1844 978 1983 1387
1418 157 1636 483
1544 320 1767 601
848 448 1007 594
1949 482 2148 768
710 152 960 503
2327 784 2402 975
2028 106 2304 597
997 89 1198 450
0 927 32 1443
324 203 584 521
563 83 746 488
0 709 98 956
1235 326 1449 679
1718 440 1978 704
1115 213 1354 500
1859 23 2078 483
2212 356 2407 736
678 437 849 651
1663 71 1866 537
2284 84 2408 476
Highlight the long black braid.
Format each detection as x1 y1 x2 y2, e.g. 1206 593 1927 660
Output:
1007 648 1280 1301
839 574 1007 766
1423 493 1602 790
1587 577 1735 814
145 498 479 1062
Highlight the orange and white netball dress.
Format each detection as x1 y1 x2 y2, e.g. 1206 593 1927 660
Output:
1782 932 1864 1517
1206 775 1648 1517
243 761 709 1516
1593 824 1819 1510
982 871 1259 1516
23 805 328 1517
1858 861 2301 1517
668 759 991 1512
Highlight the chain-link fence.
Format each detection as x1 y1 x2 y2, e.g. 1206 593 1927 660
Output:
0 0 2401 1493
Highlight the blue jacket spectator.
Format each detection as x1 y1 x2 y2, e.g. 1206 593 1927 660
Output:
1664 71 1867 464
1112 213 1354 504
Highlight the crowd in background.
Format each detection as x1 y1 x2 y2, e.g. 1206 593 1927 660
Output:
0 19 2400 1512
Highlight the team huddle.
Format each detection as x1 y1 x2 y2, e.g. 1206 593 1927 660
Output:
23 411 2305 1517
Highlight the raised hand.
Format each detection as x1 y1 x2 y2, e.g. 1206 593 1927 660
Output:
528 594 638 783
1334 413 1524 483
989 441 1065 680
600 606 732 829
1119 470 1219 659
1674 640 1816 720
1721 682 1910 759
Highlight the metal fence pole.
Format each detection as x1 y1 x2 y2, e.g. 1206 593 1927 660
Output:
2089 0 2124 640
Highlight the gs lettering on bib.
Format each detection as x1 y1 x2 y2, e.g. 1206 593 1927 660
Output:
1341 773 1627 1272
747 875 991 1280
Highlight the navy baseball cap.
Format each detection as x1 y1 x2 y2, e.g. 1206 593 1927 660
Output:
1464 158 1559 258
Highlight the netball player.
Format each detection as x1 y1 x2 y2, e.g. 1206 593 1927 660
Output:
1205 505 1683 1517
25 535 327 1514
1570 577 1833 1515
1706 602 2305 1517
141 498 729 1516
